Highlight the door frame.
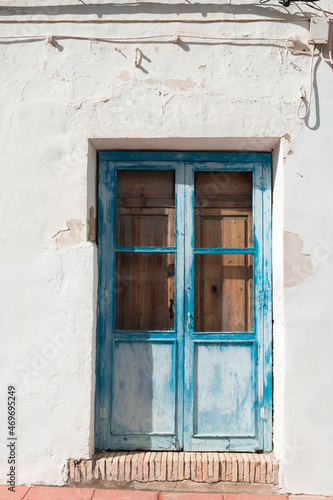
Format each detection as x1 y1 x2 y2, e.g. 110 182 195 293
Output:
95 151 272 452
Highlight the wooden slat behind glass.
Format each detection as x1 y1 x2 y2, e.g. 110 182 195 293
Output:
116 253 175 331
194 171 253 332
117 170 175 247
115 170 175 331
194 254 253 332
194 171 252 248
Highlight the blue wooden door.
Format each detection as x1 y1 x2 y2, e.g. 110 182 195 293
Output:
96 152 272 452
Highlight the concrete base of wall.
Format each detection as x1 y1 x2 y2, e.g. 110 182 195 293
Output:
68 452 278 493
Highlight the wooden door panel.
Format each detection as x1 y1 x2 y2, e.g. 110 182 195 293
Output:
193 342 256 436
112 340 176 435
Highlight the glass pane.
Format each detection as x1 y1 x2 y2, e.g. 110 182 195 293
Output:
194 254 253 332
194 172 252 248
117 170 175 247
115 253 175 330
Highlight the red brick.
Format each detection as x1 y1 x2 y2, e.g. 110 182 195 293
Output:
254 456 261 484
125 453 133 482
87 460 93 481
212 453 219 482
265 455 273 484
242 453 250 482
143 452 151 481
260 455 267 484
225 453 232 481
111 452 121 481
237 454 244 482
172 452 179 481
119 453 127 481
155 452 162 480
225 495 287 500
272 458 279 485
160 494 223 500
149 452 156 481
196 453 203 482
184 452 191 480
93 491 158 500
167 452 173 481
230 453 238 482
161 452 167 481
218 453 226 481
69 459 75 479
248 454 256 483
25 486 94 499
202 453 208 482
190 452 196 481
178 451 185 481
207 453 214 483
0 485 31 500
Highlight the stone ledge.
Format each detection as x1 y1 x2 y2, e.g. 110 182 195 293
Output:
68 452 278 487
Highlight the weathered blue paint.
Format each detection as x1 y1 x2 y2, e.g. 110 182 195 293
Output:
115 246 177 253
100 151 271 163
96 152 272 452
194 248 255 254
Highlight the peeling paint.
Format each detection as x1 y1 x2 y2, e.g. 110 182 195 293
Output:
164 78 196 91
284 231 313 287
118 70 130 82
53 219 84 248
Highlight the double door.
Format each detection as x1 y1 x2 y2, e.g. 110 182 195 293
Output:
96 152 272 452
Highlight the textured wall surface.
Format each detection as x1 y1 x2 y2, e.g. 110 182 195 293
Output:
1 0 333 494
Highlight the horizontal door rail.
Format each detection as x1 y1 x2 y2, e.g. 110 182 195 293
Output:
115 246 177 253
113 331 177 338
194 248 255 254
101 151 271 163
191 333 256 340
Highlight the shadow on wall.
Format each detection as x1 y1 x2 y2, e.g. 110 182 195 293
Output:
0 2 314 21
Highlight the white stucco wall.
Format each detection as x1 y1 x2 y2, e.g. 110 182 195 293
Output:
0 0 333 494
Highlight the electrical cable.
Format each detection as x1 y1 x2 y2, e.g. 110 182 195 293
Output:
261 0 333 15
307 1 329 16
0 33 298 43
0 17 313 24
284 38 319 54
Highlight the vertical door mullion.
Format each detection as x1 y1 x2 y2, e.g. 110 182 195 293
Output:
253 162 265 450
175 163 185 449
262 159 273 450
96 159 116 449
183 163 194 450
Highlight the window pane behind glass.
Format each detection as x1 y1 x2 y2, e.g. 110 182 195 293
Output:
195 172 252 248
115 253 175 331
194 254 253 332
117 170 175 247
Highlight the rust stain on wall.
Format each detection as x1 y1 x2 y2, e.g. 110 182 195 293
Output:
88 207 97 243
53 219 84 248
284 230 313 287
